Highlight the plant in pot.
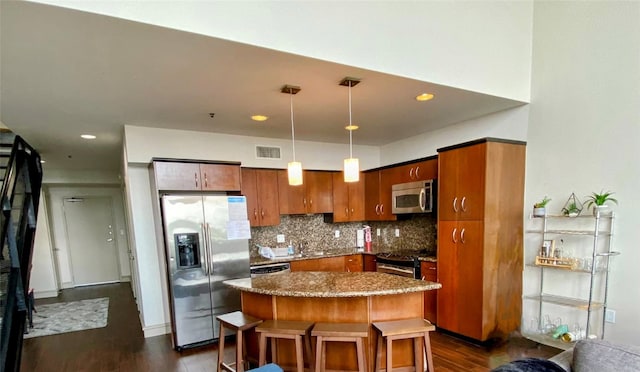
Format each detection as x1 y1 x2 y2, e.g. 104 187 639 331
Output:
562 202 581 217
585 190 618 216
533 196 551 217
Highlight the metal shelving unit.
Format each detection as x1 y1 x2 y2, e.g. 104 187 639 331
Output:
524 211 619 350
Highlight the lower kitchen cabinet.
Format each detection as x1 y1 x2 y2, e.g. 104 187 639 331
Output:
421 261 437 324
289 256 345 272
344 254 363 272
363 254 377 272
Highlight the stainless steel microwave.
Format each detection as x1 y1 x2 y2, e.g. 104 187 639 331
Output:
391 179 435 214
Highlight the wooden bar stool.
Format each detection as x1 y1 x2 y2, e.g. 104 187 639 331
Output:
373 318 435 372
255 319 315 372
312 322 369 372
217 311 264 372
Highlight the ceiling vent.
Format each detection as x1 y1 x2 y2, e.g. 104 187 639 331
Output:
255 145 281 160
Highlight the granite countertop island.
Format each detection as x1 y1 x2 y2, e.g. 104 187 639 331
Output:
224 271 441 298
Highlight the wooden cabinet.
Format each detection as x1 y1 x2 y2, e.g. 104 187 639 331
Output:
363 255 377 272
331 172 365 222
289 255 363 272
278 170 333 214
154 161 241 191
438 145 485 221
241 168 280 227
344 254 363 272
420 261 438 324
436 139 526 342
363 170 395 221
388 158 438 185
289 256 345 272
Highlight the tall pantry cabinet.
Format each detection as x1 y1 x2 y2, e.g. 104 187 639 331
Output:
437 139 526 342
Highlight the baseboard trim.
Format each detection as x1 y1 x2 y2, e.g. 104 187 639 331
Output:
34 290 58 299
143 322 171 338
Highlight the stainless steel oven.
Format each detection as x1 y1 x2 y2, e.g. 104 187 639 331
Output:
375 255 421 279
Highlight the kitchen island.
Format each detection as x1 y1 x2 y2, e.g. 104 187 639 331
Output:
224 272 441 372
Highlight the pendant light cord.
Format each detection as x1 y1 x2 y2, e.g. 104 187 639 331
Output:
348 81 353 158
290 91 296 162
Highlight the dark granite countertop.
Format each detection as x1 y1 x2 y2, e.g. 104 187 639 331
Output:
224 271 441 298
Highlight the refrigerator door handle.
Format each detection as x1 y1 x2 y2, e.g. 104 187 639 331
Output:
201 223 210 275
205 222 213 275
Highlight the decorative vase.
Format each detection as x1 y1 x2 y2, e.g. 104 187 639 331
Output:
592 205 611 217
533 207 546 217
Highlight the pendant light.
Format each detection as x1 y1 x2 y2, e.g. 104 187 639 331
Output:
282 85 303 186
340 77 361 183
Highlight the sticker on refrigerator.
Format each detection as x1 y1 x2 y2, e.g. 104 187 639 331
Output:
227 220 251 240
227 196 248 220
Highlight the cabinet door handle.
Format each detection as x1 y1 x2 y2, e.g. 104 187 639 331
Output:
204 173 208 188
194 172 199 188
351 208 354 214
303 198 307 206
409 167 415 179
375 204 380 215
416 166 420 179
453 197 459 212
460 228 466 244
461 196 467 212
345 207 349 216
261 210 265 217
254 209 258 219
309 199 313 206
380 204 384 215
452 228 458 243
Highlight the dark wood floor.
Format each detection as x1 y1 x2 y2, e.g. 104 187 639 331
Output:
20 283 560 371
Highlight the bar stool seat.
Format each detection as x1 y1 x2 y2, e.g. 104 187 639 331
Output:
255 319 315 372
373 318 436 372
312 322 369 372
217 311 264 372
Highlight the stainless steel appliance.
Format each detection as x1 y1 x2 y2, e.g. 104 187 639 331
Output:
391 180 435 214
161 194 250 350
376 250 429 279
250 262 291 277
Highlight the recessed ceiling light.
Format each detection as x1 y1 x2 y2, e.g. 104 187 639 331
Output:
416 93 435 102
345 125 359 131
81 134 96 139
251 115 269 122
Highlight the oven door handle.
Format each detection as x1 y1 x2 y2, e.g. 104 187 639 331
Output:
377 264 414 277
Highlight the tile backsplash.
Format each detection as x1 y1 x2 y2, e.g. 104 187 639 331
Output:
250 214 437 258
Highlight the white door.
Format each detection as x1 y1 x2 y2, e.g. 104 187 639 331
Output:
63 196 120 286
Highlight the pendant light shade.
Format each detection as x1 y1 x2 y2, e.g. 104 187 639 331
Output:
340 77 361 183
282 85 303 186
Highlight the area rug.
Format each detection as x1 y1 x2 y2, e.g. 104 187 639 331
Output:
24 297 109 338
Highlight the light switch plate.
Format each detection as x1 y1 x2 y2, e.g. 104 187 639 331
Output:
334 230 340 238
276 234 285 243
605 309 616 323
395 228 400 237
376 228 381 236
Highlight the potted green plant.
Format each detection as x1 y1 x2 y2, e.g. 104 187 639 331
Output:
561 202 580 217
533 196 551 217
585 190 618 216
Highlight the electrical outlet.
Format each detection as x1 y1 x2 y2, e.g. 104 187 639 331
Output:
334 230 340 238
605 309 616 323
276 234 285 243
376 228 381 236
395 228 400 237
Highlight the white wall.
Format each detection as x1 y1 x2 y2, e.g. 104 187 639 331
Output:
30 193 58 298
45 185 131 288
31 1 534 101
124 125 380 171
380 105 529 166
524 2 640 345
43 169 121 184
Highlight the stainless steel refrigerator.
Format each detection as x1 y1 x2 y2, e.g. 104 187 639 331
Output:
160 194 251 350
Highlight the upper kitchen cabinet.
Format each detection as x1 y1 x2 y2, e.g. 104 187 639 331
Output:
364 169 396 221
241 168 280 227
388 157 438 185
436 138 526 342
153 160 241 192
438 145 486 221
330 172 365 222
278 170 333 214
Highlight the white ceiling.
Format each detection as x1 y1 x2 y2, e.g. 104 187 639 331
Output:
0 1 525 172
